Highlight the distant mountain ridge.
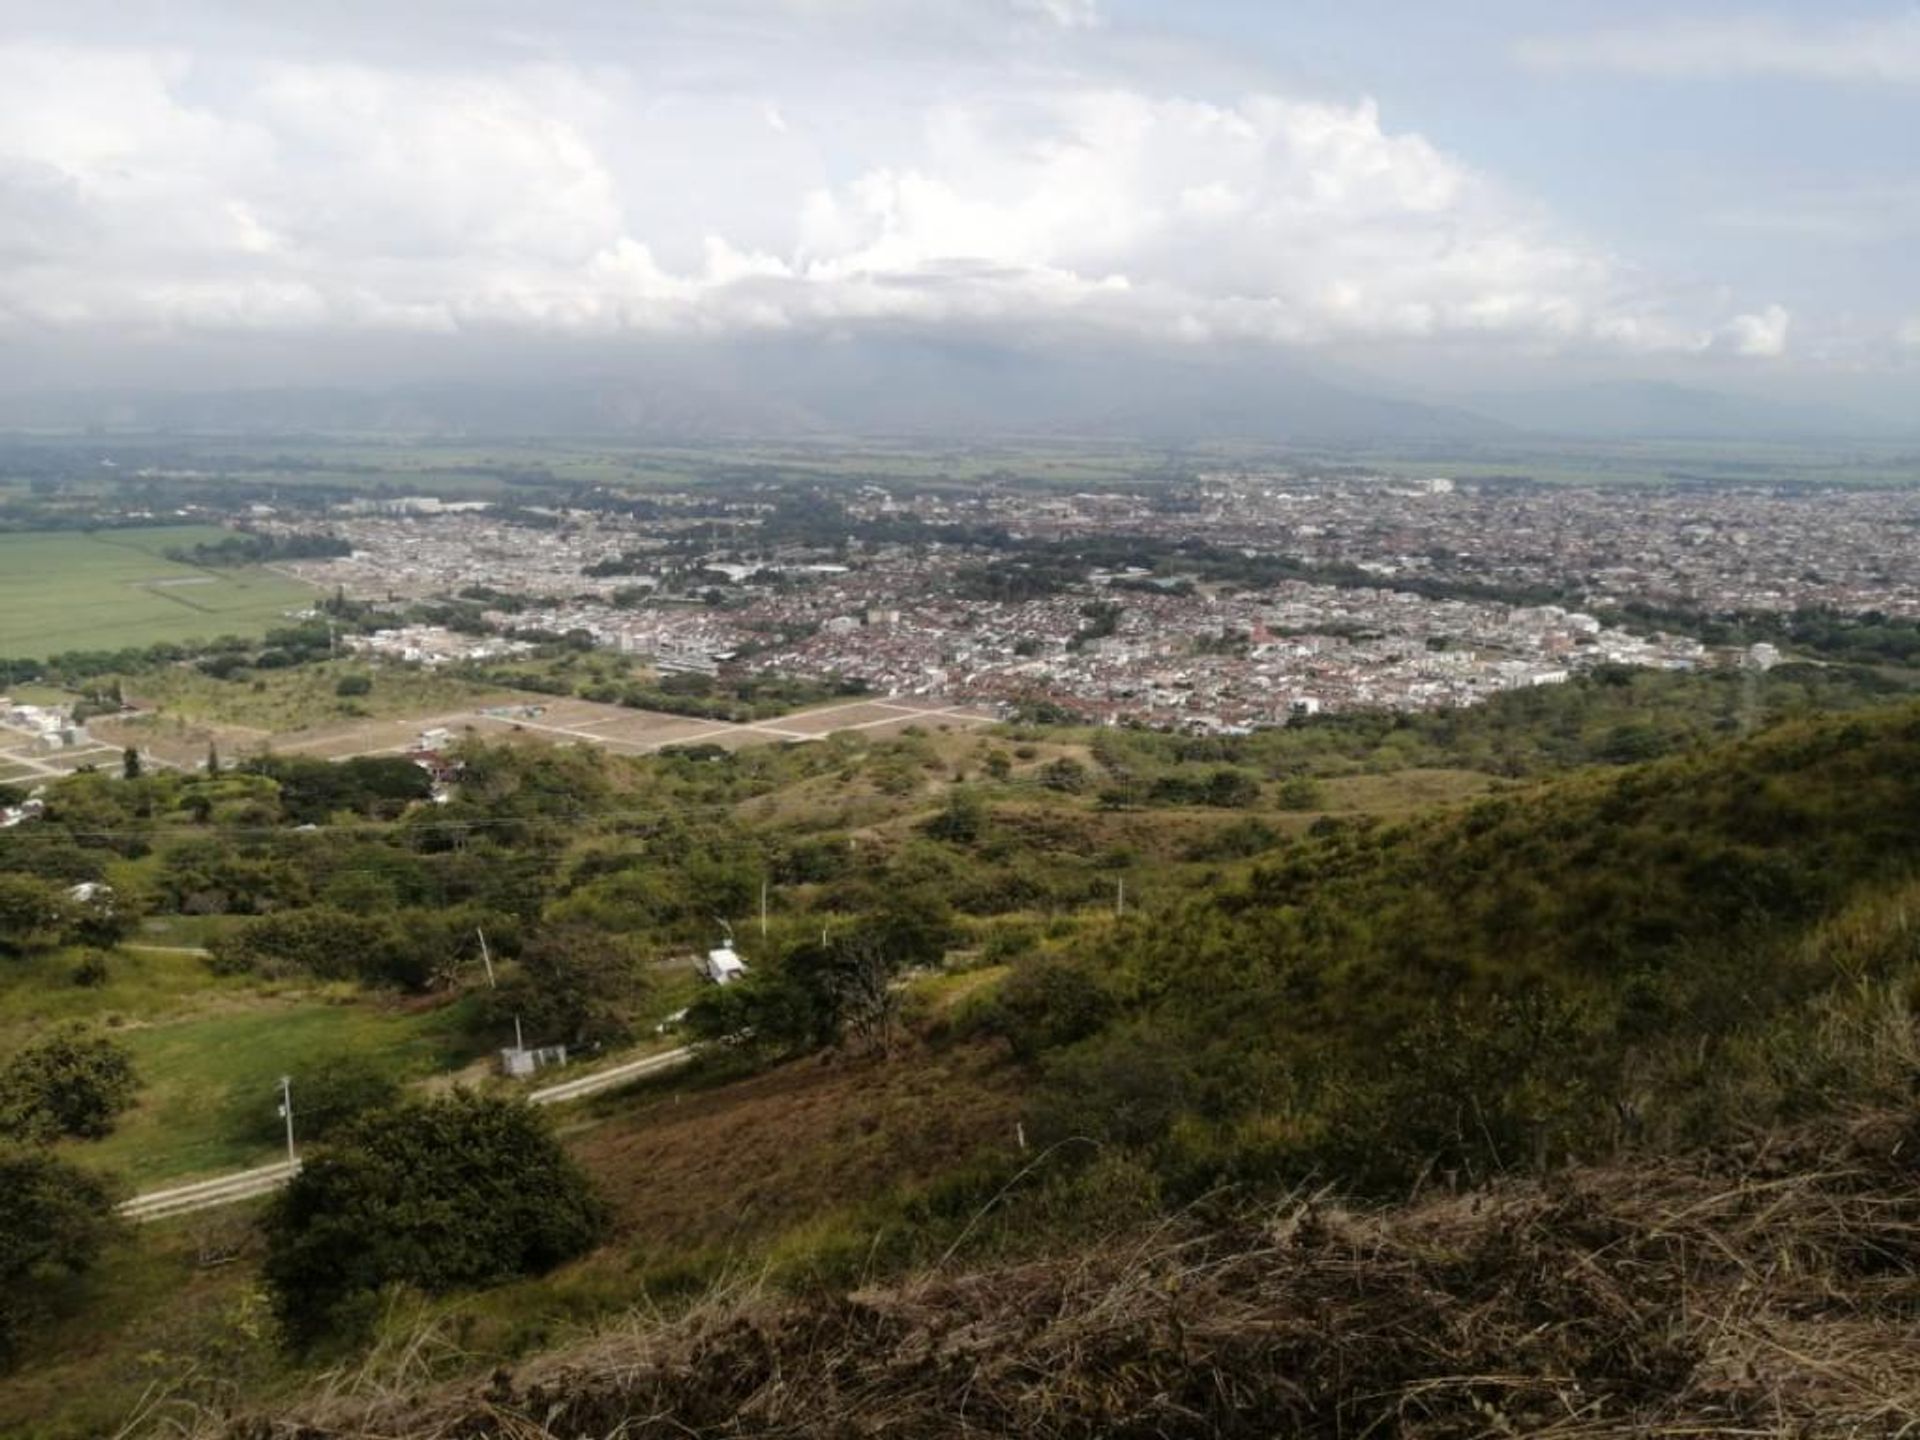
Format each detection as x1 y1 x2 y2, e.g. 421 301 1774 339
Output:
0 347 1899 442
1463 379 1892 440
0 340 1505 443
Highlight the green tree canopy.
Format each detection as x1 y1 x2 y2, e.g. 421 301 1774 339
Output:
263 1092 606 1345
0 1147 119 1364
0 1028 137 1142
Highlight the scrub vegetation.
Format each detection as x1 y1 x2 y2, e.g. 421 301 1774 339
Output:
3 666 1920 1436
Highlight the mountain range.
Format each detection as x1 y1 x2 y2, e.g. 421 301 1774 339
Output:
0 341 1900 444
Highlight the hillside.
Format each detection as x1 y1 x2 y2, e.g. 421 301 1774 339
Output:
6 685 1920 1436
1017 703 1920 1196
186 1106 1920 1438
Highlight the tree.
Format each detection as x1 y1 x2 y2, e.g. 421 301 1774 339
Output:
0 875 71 956
923 786 987 845
989 958 1118 1062
1203 767 1262 808
205 742 221 775
1275 774 1326 811
121 747 141 781
1040 757 1091 793
334 673 373 697
239 1055 399 1149
0 1028 138 1141
482 926 644 1049
262 1093 606 1345
0 1146 119 1364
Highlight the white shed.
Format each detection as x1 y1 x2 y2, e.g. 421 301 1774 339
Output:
703 944 748 985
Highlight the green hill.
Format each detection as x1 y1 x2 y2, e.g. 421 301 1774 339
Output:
10 695 1920 1437
1014 703 1920 1193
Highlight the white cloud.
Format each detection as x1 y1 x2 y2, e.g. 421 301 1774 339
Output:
1898 315 1920 350
1013 0 1102 29
1516 15 1920 83
0 38 1758 358
1720 304 1791 358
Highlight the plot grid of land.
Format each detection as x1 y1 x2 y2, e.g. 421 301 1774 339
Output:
257 694 998 762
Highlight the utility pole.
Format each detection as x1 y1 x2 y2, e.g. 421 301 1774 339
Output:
760 879 769 940
476 927 496 988
514 1015 525 1054
1116 877 1125 917
278 1075 296 1166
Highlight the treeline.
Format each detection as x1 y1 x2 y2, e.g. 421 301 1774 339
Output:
163 531 351 568
456 656 868 723
1041 662 1917 780
1601 600 1920 667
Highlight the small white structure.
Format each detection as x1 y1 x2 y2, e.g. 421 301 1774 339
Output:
498 1043 568 1078
703 944 748 985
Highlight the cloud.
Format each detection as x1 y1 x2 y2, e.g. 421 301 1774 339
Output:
1899 315 1920 350
1013 0 1102 29
1720 304 1791 358
0 35 1759 360
1516 15 1920 83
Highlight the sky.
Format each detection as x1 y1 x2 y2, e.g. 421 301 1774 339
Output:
0 0 1915 418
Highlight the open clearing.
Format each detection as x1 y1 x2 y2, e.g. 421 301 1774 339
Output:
563 1041 1020 1255
69 992 481 1186
103 683 999 768
0 526 315 658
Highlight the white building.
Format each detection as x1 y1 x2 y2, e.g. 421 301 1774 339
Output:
703 944 748 985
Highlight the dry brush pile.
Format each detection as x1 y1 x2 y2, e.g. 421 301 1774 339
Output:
194 1107 1920 1440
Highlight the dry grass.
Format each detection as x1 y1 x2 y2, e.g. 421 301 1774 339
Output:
165 1104 1920 1439
564 1042 1022 1253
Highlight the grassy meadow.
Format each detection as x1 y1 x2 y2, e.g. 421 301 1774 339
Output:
0 527 313 659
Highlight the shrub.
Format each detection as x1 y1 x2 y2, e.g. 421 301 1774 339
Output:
239 1055 401 1150
1040 757 1090 793
262 1093 606 1346
988 958 1118 1062
1275 775 1326 811
0 1146 118 1364
68 951 110 988
0 1027 138 1141
0 875 72 956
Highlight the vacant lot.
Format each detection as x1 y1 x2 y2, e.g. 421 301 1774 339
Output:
69 990 483 1186
0 527 314 658
120 659 510 731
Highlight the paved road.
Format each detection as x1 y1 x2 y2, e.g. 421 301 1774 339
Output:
118 1044 696 1223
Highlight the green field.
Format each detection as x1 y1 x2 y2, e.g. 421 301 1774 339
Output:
0 527 314 659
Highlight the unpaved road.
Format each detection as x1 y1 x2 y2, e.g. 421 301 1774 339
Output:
119 1044 695 1222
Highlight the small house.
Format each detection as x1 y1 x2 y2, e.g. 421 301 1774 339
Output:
703 944 747 985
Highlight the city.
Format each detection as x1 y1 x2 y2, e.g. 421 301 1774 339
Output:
258 470 1918 731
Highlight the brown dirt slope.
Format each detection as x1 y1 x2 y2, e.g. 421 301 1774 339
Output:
564 1041 1022 1253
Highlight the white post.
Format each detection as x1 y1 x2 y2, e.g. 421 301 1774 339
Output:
279 1075 296 1165
476 928 496 988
